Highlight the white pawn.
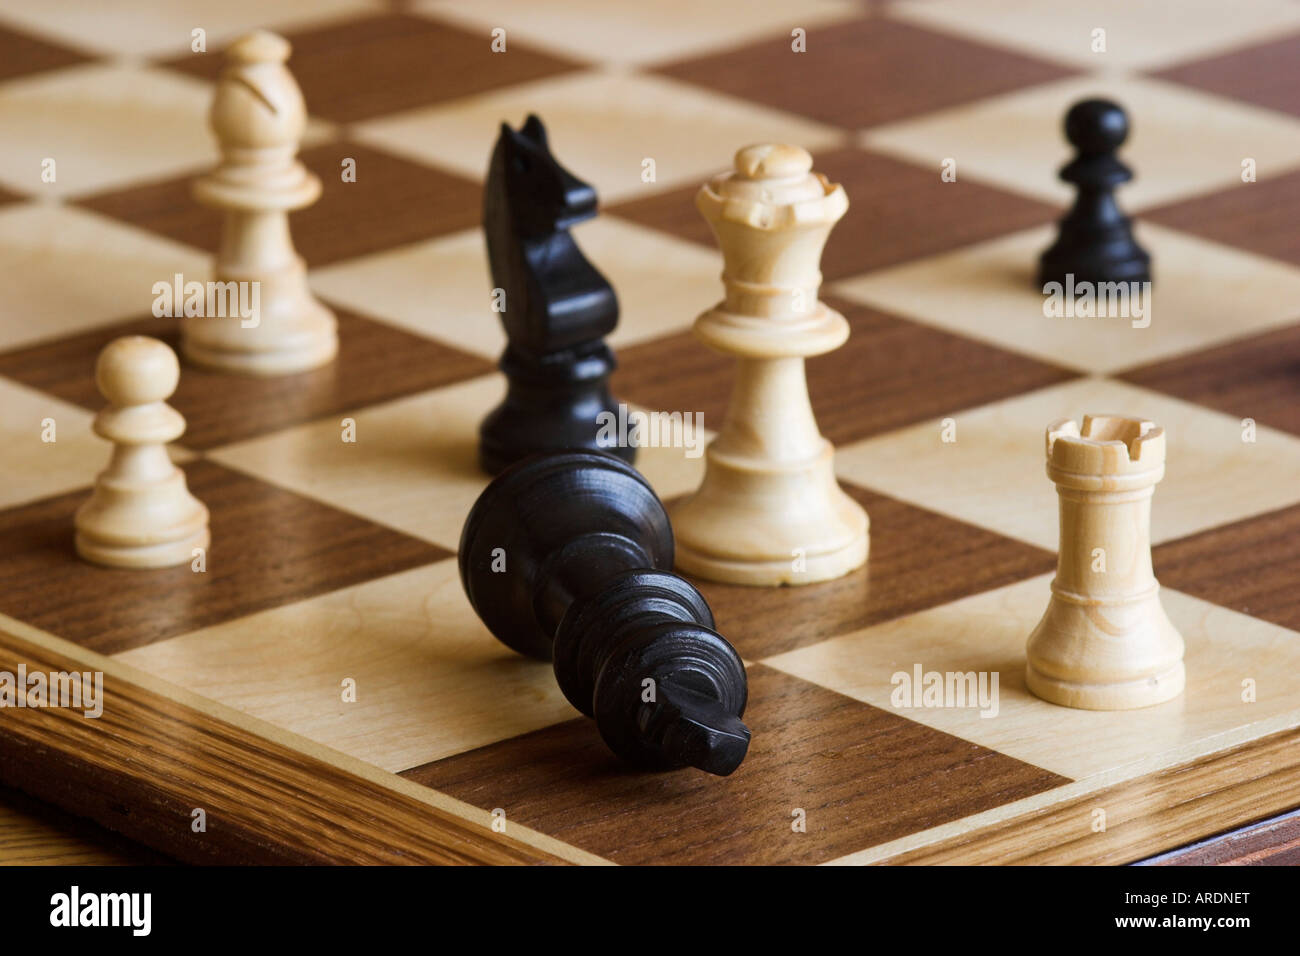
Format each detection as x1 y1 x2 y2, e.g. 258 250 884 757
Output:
182 30 337 375
75 337 210 569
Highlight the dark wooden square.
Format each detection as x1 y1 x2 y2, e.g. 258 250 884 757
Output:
610 147 1062 281
1151 33 1300 120
0 308 494 450
404 665 1068 865
1155 504 1300 635
689 482 1057 660
1141 170 1300 270
654 17 1076 130
159 13 584 123
612 295 1079 449
0 23 93 83
0 460 451 655
77 140 485 268
1119 321 1300 439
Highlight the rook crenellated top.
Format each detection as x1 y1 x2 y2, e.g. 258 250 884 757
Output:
1045 414 1165 490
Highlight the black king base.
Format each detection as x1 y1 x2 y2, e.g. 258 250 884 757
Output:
459 451 750 776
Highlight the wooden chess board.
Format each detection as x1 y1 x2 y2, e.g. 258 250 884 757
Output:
2 0 1300 866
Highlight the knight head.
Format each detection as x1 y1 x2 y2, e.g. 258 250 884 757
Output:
487 115 597 238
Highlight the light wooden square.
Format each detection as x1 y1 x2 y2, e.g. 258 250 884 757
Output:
890 0 1300 72
352 69 843 203
210 375 499 551
312 218 719 359
764 574 1300 781
862 74 1300 211
0 203 210 348
209 374 709 553
114 561 578 773
416 0 863 67
0 377 103 509
831 222 1300 375
0 63 222 198
834 376 1300 551
0 372 195 510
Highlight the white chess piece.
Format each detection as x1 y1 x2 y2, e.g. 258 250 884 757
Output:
182 30 337 375
1025 415 1185 709
75 337 210 569
668 144 868 586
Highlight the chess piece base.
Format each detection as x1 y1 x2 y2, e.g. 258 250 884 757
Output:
673 535 867 587
75 476 210 570
670 442 868 587
76 525 210 570
1025 587 1185 710
181 325 337 376
1025 659 1185 711
180 270 337 377
1038 238 1151 289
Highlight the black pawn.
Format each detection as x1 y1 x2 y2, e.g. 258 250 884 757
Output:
459 451 750 776
1038 99 1150 288
479 114 632 475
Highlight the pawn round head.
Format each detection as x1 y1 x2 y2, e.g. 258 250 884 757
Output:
1064 99 1129 155
95 336 180 408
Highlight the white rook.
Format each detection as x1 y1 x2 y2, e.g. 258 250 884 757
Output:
1026 414 1185 709
669 144 868 587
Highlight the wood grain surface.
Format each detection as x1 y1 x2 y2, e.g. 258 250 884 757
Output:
1155 503 1300 634
615 295 1079 450
654 17 1077 130
161 13 583 123
79 140 487 269
611 147 1062 280
1141 168 1300 270
859 724 1300 865
0 619 579 865
2 0 1299 868
406 665 1069 865
692 483 1057 660
0 785 168 865
1150 33 1300 121
1121 322 1300 439
0 460 449 654
0 22 88 82
1140 808 1300 865
0 309 493 450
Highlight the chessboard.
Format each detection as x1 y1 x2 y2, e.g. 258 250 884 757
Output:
3 0 1300 866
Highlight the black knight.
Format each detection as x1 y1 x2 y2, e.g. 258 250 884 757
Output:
479 114 632 474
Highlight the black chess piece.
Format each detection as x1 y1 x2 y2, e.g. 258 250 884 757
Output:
1038 99 1151 289
459 450 750 776
479 115 632 475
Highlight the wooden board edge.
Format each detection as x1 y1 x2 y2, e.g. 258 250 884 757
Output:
0 618 605 865
863 723 1300 865
1136 807 1300 865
